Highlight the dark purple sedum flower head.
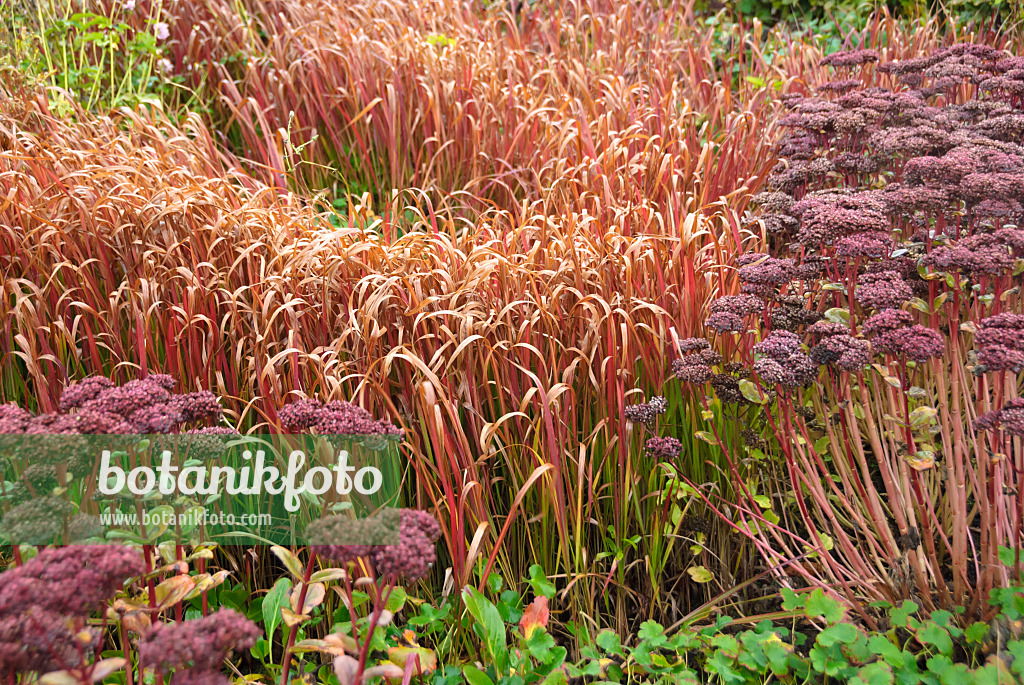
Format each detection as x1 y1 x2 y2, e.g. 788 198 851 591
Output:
644 436 683 461
855 271 913 310
371 509 443 582
752 331 818 388
706 294 763 333
139 608 260 674
9 374 227 438
624 396 667 427
810 334 871 371
872 325 945 362
278 398 402 439
975 398 1024 438
974 313 1024 372
0 546 144 677
308 509 442 584
0 545 144 617
820 49 879 68
671 342 721 385
862 309 914 338
738 255 795 287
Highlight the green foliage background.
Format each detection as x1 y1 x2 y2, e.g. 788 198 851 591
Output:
728 0 1020 28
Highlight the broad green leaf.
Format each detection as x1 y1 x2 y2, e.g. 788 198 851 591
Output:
909 406 938 428
998 546 1019 567
595 630 623 655
816 622 858 647
462 586 508 673
1007 641 1024 675
462 665 495 685
528 564 556 598
916 622 953 655
637 620 667 647
804 588 844 624
694 431 718 444
154 575 194 609
890 601 919 629
386 585 408 613
965 622 989 644
262 577 293 652
290 582 325 614
824 308 850 324
850 662 894 685
868 635 905 668
738 379 767 404
686 565 714 583
309 568 348 583
270 546 304 580
780 587 804 611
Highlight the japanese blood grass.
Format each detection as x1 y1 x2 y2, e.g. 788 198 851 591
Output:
162 0 787 207
0 83 757 638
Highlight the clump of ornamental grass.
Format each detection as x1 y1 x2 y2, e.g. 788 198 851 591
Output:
669 43 1024 626
0 77 756 625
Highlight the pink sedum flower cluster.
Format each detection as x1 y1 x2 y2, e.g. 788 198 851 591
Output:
307 509 442 583
139 608 260 682
0 546 144 678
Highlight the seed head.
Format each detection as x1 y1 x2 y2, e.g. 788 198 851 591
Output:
644 436 683 461
370 509 441 582
810 335 871 371
705 311 743 333
278 398 402 439
862 309 914 338
624 396 668 426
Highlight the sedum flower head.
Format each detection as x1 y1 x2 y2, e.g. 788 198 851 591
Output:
873 325 945 362
810 334 871 371
139 608 260 674
624 396 667 427
279 398 402 439
0 545 143 618
753 331 818 387
308 509 441 583
855 271 913 311
820 49 879 68
862 309 914 338
644 436 683 461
